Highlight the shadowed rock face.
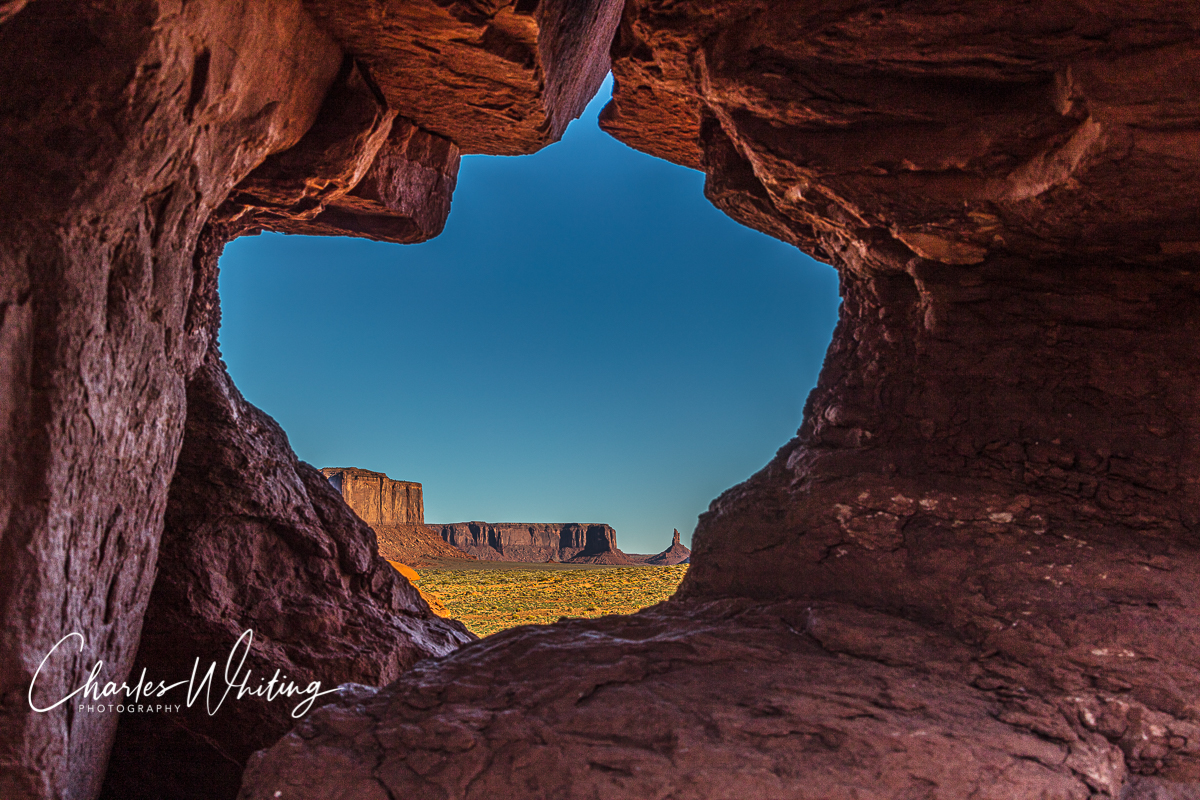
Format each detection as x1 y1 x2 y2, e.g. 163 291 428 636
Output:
0 2 623 798
0 5 342 799
100 350 473 800
436 522 636 564
238 599 1132 800
600 1 1200 784
241 3 1200 798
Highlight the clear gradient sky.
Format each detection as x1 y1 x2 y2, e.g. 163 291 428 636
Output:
217 76 840 555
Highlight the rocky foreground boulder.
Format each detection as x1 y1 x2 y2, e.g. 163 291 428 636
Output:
240 599 1137 800
100 350 473 800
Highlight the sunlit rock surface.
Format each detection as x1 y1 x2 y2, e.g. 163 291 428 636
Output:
436 521 637 564
322 467 425 527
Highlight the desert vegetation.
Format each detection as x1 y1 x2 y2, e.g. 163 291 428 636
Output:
413 565 689 637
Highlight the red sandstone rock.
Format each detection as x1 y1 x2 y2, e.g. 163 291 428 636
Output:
219 57 463 245
0 0 624 795
320 467 475 565
98 350 473 800
603 1 1200 268
239 599 1135 800
436 522 637 564
239 4 1200 798
7 1 1200 799
302 0 624 155
0 5 343 799
636 528 691 565
600 0 1200 788
374 524 478 567
322 467 425 527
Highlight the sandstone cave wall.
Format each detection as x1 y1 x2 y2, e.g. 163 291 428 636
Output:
245 2 1200 797
0 1 621 798
100 349 472 800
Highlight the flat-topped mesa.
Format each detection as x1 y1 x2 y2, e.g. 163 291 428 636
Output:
436 522 636 564
322 467 423 527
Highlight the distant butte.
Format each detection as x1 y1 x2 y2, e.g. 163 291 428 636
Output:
321 467 475 565
629 528 691 566
433 521 637 565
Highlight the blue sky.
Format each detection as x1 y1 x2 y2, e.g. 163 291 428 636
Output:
218 76 839 555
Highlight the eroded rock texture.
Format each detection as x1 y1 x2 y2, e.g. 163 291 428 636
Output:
240 599 1134 800
224 62 464 246
436 521 636 564
0 1 618 798
0 5 342 799
302 0 624 155
99 350 473 800
9 0 1200 798
243 3 1200 798
600 1 1200 786
601 1 1200 267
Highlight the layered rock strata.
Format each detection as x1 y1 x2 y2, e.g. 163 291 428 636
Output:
0 1 625 798
320 468 474 565
322 467 424 527
436 521 636 564
302 0 624 154
100 351 473 800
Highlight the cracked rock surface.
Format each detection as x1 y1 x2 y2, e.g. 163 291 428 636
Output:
240 599 1143 800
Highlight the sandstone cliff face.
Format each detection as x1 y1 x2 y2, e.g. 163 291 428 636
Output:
100 351 473 800
322 467 424 527
436 521 636 564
